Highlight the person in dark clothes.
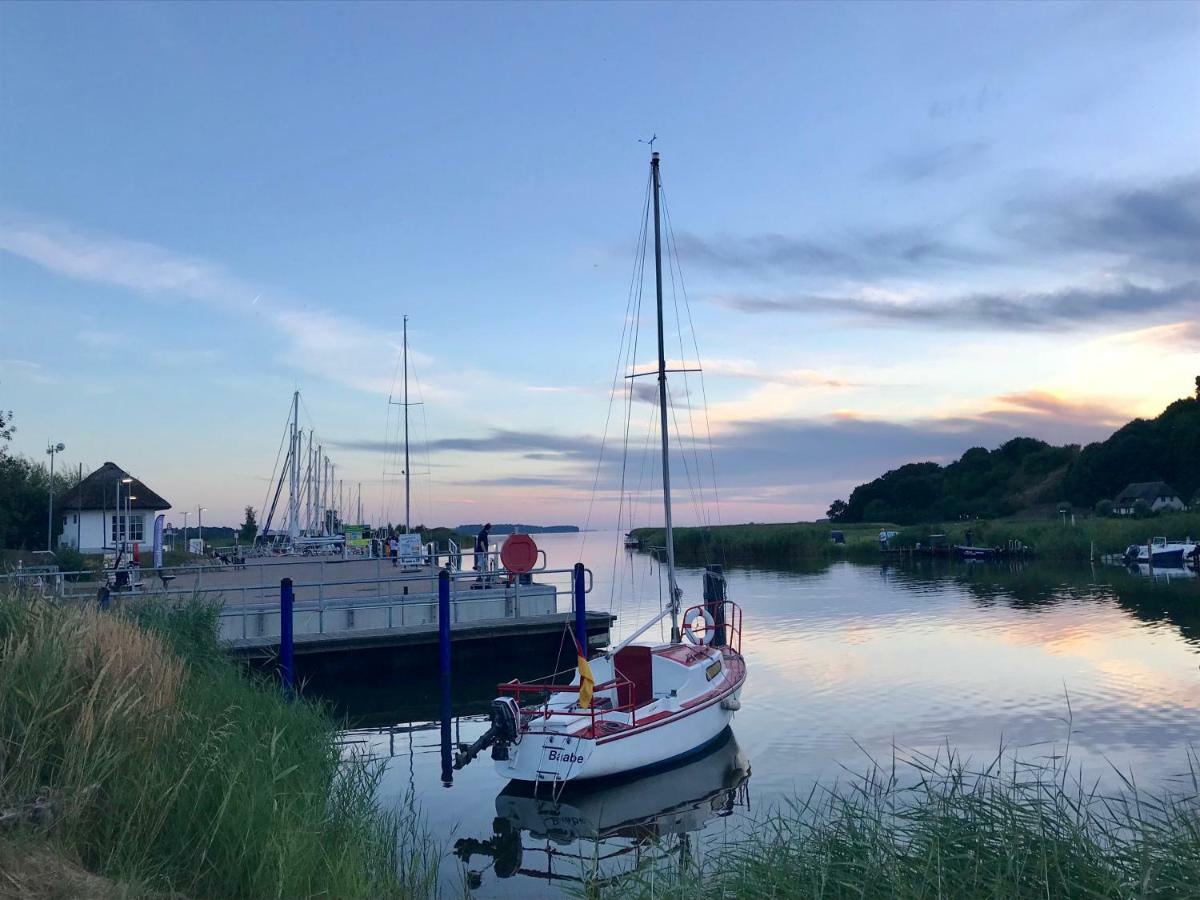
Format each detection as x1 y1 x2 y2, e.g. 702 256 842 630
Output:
474 523 492 582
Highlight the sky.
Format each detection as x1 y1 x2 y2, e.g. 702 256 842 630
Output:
1 1 1197 530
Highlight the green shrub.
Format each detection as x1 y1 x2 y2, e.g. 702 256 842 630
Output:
52 546 87 578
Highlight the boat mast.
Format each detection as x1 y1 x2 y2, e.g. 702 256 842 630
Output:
403 315 411 534
306 429 314 534
287 390 300 538
651 151 681 643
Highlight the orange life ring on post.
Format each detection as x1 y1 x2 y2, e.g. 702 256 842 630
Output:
500 533 539 573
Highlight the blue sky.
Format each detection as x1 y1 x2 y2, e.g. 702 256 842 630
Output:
2 1 1197 528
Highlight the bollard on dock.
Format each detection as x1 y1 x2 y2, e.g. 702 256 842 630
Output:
280 578 294 697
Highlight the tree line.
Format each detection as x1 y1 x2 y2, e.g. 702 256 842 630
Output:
0 409 79 550
828 383 1200 525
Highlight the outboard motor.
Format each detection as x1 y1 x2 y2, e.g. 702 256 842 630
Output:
455 697 522 769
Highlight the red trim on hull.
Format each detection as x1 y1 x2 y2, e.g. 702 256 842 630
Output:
516 648 746 742
595 649 745 744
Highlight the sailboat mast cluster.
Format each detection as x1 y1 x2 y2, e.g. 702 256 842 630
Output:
260 390 348 540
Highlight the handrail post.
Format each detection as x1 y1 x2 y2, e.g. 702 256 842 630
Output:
573 562 587 657
280 577 294 698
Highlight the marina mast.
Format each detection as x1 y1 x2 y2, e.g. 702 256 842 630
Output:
388 316 420 534
404 316 411 534
287 390 300 538
651 152 681 644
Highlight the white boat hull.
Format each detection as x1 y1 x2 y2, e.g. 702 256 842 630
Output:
495 644 745 783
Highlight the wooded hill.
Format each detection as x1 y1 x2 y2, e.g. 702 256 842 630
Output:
834 391 1199 525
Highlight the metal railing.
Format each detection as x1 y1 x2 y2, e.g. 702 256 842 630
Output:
6 563 593 645
214 565 590 644
0 545 551 599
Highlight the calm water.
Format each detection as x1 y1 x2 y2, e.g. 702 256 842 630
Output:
328 531 1200 897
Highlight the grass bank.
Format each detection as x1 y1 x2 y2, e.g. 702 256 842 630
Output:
0 589 437 899
633 510 1200 565
612 743 1200 899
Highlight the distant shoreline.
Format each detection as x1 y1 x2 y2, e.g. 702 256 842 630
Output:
454 524 579 535
632 511 1200 565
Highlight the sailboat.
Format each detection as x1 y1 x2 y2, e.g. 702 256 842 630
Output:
462 152 747 784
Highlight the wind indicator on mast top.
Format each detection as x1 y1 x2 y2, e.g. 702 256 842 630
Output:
638 133 658 152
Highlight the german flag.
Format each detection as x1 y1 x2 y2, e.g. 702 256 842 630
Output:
574 634 594 709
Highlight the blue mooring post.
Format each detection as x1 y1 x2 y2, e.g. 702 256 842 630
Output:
573 562 587 655
280 578 294 697
438 568 453 785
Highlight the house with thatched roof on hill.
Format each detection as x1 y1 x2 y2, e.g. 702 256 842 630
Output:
56 462 171 553
1113 481 1185 517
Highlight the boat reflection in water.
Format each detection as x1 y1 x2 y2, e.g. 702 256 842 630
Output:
454 727 749 890
1125 562 1197 583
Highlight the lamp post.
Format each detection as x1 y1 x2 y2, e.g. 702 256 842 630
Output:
45 442 65 551
181 511 190 553
198 506 207 555
120 477 133 552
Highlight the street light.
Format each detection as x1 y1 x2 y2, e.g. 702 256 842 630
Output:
45 442 65 552
198 506 207 555
121 477 133 551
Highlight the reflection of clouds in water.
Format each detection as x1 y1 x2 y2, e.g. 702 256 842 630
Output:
330 538 1200 899
715 560 1199 799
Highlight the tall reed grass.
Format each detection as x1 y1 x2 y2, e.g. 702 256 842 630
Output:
611 742 1200 899
0 589 438 898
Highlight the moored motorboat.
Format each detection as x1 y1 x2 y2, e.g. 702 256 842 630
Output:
1124 537 1197 567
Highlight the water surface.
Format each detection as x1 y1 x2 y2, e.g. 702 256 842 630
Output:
329 531 1200 897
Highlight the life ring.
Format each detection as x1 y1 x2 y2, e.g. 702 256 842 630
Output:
682 607 714 645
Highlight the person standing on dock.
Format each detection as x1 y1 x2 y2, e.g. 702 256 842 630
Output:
389 534 398 567
474 523 492 583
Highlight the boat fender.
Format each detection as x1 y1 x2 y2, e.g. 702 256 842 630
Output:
682 607 714 645
721 697 741 711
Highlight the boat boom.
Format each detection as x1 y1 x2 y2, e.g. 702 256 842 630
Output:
606 604 674 657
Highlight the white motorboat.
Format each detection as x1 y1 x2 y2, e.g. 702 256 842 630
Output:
455 151 747 785
1124 537 1198 567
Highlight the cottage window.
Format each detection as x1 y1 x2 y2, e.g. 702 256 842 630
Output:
111 514 146 543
